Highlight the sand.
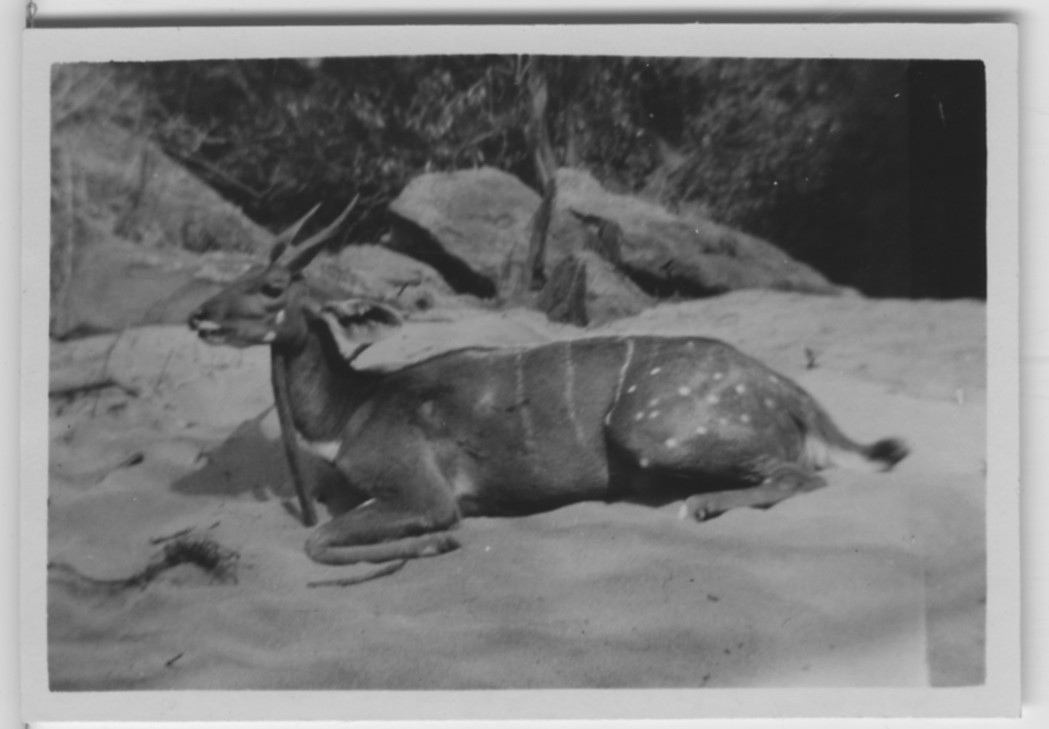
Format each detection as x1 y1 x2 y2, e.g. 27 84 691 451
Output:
46 291 986 691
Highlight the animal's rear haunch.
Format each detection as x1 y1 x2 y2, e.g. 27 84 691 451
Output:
187 200 908 568
297 333 908 566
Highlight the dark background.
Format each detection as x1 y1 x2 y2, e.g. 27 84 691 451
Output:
908 60 987 299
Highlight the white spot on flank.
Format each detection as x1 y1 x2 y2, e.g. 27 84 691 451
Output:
262 332 277 343
695 426 708 435
713 372 724 380
562 340 587 446
613 339 636 405
651 367 662 375
604 414 612 426
664 437 679 449
678 386 691 396
764 398 776 409
648 397 660 407
635 413 645 422
275 309 286 325
627 385 637 394
640 457 651 468
648 410 660 419
707 395 720 405
735 384 746 394
477 388 496 409
740 414 751 424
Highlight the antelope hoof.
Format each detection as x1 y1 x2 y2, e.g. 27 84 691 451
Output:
419 533 461 557
682 496 718 523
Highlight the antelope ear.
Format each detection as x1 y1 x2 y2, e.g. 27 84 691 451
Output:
314 299 404 362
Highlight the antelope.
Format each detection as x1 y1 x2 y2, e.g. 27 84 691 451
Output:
188 202 909 567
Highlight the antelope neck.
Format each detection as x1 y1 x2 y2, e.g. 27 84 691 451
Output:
273 317 377 442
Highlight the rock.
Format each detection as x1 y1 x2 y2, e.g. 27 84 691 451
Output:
576 250 654 325
557 168 842 296
51 122 273 256
387 167 842 318
51 236 484 340
49 120 284 336
50 237 259 339
537 255 589 327
386 167 648 326
311 245 477 314
387 167 563 298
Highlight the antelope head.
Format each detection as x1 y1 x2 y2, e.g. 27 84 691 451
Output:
188 199 359 350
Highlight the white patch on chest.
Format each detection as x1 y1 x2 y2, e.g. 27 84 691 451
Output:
300 438 342 463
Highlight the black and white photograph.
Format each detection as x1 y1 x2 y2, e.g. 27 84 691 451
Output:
20 23 1020 722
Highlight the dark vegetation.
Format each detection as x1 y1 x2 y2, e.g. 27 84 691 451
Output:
52 56 986 298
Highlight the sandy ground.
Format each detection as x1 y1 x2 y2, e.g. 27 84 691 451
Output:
46 291 986 690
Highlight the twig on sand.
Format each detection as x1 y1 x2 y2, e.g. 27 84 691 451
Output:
149 521 219 545
804 347 819 370
48 535 240 593
94 451 145 485
49 374 140 399
165 652 185 668
306 560 407 588
149 526 194 545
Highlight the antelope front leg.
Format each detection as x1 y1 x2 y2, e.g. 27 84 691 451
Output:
305 499 461 565
271 351 318 527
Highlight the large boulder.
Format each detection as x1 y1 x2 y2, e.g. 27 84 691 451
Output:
50 120 278 337
564 250 654 326
386 167 648 323
48 116 482 337
556 168 843 296
50 238 259 339
50 236 480 340
51 122 273 256
386 167 564 298
313 245 475 314
387 167 843 305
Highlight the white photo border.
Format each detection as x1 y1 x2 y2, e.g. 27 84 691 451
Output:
21 22 1020 722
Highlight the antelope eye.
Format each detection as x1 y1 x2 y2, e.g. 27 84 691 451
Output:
260 281 285 298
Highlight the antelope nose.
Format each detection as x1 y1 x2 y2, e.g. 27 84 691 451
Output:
188 308 217 332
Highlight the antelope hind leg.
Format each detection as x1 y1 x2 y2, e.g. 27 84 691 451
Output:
680 463 827 522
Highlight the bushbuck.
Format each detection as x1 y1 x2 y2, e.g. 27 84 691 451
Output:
189 203 909 567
